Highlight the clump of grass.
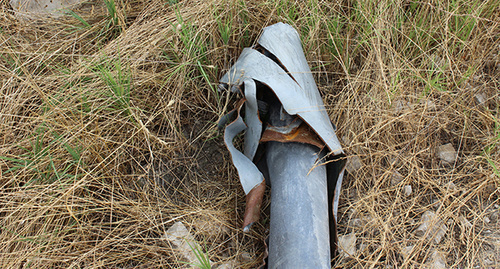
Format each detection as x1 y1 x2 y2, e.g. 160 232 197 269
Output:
0 0 499 268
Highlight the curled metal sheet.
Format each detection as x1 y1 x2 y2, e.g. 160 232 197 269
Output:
243 79 262 161
223 99 264 195
242 180 266 232
220 23 344 156
219 24 346 254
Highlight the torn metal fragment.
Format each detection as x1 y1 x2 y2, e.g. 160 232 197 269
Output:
243 79 262 161
218 22 346 266
223 99 264 195
220 23 344 156
243 179 266 232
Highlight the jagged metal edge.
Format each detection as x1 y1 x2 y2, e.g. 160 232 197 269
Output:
243 79 261 161
223 101 264 195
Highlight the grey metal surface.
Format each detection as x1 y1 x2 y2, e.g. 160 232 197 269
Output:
243 79 261 161
220 23 344 156
223 112 264 194
257 23 328 122
218 23 347 266
266 141 330 269
333 169 345 219
220 22 345 196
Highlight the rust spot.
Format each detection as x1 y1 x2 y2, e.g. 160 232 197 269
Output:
284 128 299 140
242 180 266 231
261 123 325 149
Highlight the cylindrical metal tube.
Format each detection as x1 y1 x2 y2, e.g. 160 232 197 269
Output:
266 141 330 269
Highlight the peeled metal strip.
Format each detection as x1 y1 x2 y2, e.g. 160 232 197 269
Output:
242 180 266 232
243 79 261 161
258 22 327 115
223 101 264 195
261 122 325 150
220 48 343 155
333 169 345 220
219 24 348 254
217 109 236 131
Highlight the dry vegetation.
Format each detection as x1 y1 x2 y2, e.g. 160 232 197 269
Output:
0 0 499 268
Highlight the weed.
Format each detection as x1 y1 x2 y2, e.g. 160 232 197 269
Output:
216 14 232 46
0 126 84 186
91 54 132 115
173 10 208 63
104 0 119 30
64 9 90 29
179 240 212 269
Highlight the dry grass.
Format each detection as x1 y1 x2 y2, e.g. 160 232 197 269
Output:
0 0 499 268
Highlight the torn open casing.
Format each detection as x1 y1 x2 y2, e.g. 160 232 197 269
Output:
218 22 346 262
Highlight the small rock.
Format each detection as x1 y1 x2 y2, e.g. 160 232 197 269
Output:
459 216 473 229
217 261 237 269
426 100 437 111
474 92 487 105
348 218 365 228
420 99 438 111
404 185 412 196
432 199 442 210
338 232 357 257
10 0 83 18
239 252 253 263
437 143 457 164
193 216 229 238
348 218 360 227
415 211 448 244
391 171 404 186
393 99 411 113
346 155 363 173
342 135 351 145
387 151 402 166
432 55 446 69
429 250 448 269
490 211 499 222
348 208 358 217
444 181 457 192
165 222 213 265
484 258 494 265
358 243 368 253
402 245 414 259
484 216 491 223
348 188 359 200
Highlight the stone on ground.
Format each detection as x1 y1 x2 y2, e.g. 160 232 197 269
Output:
429 250 448 269
338 232 357 257
346 155 363 173
415 211 448 244
437 143 457 164
10 0 83 18
165 221 213 266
